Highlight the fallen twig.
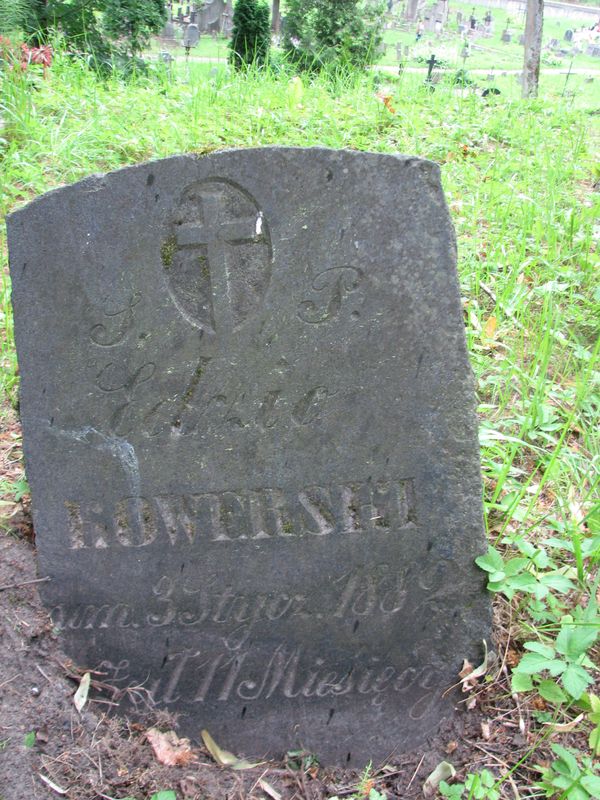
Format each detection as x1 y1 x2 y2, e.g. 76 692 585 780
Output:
0 575 50 591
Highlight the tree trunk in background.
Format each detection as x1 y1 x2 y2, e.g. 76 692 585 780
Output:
272 0 280 33
522 0 544 98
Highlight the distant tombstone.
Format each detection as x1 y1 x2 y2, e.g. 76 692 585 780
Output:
501 30 511 43
549 38 559 49
396 42 403 59
176 8 184 22
458 23 466 33
7 148 490 765
564 29 573 42
183 23 200 48
185 4 190 14
161 21 176 38
198 0 226 33
190 10 197 23
456 10 462 23
519 33 525 45
160 51 174 65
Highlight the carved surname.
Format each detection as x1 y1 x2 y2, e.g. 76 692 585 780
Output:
64 478 417 550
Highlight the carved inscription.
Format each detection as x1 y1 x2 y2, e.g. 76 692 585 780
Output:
52 564 415 641
64 477 417 550
90 292 141 347
86 295 336 436
298 267 363 324
94 649 443 715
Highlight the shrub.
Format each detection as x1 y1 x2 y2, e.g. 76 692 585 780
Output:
229 0 270 69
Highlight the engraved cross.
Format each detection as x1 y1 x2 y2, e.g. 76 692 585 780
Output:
176 194 262 333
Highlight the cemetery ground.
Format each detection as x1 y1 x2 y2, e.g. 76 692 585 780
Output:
157 2 600 76
0 50 599 800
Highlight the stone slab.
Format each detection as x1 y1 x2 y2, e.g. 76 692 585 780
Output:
8 147 491 765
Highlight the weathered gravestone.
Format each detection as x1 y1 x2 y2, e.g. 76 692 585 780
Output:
8 147 490 765
183 22 200 49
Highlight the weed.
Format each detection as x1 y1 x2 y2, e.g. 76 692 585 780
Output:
535 745 600 799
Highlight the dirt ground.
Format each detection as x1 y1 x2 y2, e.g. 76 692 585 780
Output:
0 413 558 800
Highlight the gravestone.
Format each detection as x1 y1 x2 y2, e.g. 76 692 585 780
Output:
198 0 229 33
8 147 490 766
564 29 573 42
161 20 176 39
183 22 200 48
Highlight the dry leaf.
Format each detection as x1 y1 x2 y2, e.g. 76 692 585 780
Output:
146 728 197 766
543 713 584 733
460 640 489 692
481 720 491 740
38 774 68 795
483 315 497 339
445 740 458 754
258 778 282 800
375 91 396 113
201 729 260 770
459 659 473 680
423 761 456 797
73 672 91 713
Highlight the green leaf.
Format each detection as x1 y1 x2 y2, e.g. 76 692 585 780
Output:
539 572 575 593
537 679 567 705
507 573 538 591
475 547 504 574
503 557 529 576
515 653 557 674
23 731 36 748
488 581 513 598
562 665 593 700
439 781 465 799
546 660 568 677
150 793 177 800
567 788 590 800
524 641 556 659
556 624 598 660
581 775 600 796
511 672 533 692
550 744 579 777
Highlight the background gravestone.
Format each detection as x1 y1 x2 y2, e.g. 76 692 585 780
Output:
183 22 200 49
8 147 490 765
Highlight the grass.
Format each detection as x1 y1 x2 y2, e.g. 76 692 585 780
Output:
0 44 599 797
